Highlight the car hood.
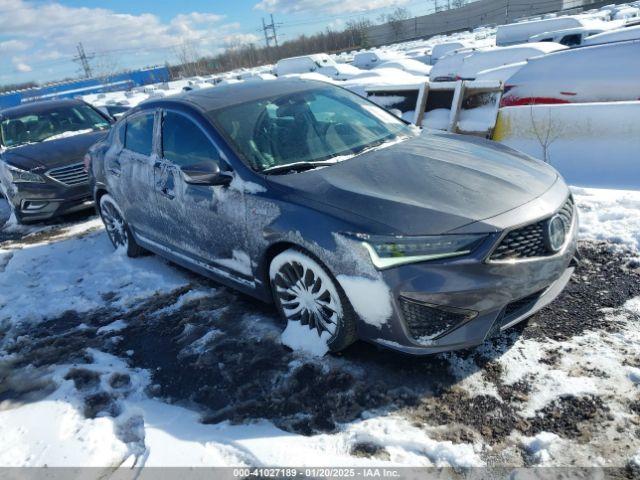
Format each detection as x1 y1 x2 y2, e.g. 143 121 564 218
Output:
1 131 107 171
268 132 559 235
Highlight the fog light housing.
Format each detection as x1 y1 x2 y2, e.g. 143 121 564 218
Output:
21 200 49 211
399 296 477 344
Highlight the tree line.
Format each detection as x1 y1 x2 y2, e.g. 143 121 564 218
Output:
170 17 376 78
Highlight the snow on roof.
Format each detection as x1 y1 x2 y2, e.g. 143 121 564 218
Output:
583 24 640 45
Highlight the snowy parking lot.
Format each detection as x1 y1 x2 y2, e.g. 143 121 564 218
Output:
1 188 639 471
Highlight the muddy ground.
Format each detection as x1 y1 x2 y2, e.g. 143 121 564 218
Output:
1 213 639 472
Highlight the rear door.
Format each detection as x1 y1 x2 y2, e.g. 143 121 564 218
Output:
110 110 157 236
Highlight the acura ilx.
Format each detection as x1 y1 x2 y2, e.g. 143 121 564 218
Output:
87 79 578 354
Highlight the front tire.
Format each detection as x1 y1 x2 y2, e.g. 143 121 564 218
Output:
98 194 144 257
269 249 357 352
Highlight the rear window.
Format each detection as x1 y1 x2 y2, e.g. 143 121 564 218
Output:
125 113 154 156
560 34 582 46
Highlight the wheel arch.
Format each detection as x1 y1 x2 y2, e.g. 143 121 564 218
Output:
264 240 359 351
93 186 109 205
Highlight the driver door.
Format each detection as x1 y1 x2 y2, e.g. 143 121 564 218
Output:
151 109 251 281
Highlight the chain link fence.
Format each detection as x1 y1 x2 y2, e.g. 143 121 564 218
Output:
365 0 624 46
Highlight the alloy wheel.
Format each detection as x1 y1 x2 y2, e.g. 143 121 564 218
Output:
272 257 342 337
100 198 128 249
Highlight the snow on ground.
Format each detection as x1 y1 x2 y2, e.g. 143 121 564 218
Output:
572 187 640 252
280 320 330 357
519 432 561 465
0 187 639 469
0 332 480 468
0 218 189 329
2 4 638 471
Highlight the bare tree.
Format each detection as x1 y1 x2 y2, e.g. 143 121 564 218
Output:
451 0 468 8
92 54 121 84
529 106 565 163
163 18 376 80
381 7 412 40
174 41 208 77
389 7 411 21
0 81 37 93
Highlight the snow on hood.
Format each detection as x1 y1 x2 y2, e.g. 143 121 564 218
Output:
43 129 94 142
269 132 558 235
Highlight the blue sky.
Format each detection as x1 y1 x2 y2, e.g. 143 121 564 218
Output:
0 0 436 86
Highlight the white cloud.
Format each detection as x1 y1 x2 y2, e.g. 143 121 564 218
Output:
171 12 226 26
223 32 261 46
253 0 410 15
0 0 254 83
13 61 32 73
0 39 29 54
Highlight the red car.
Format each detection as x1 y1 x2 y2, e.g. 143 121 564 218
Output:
500 39 640 107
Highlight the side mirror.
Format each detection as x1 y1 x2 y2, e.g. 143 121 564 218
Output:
181 161 232 186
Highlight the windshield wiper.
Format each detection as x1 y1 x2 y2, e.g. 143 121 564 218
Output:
262 161 336 175
261 136 411 175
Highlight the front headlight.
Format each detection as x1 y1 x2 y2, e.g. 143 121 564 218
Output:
6 164 46 184
353 233 487 270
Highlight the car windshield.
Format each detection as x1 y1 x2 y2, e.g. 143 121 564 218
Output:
210 85 414 173
0 104 110 148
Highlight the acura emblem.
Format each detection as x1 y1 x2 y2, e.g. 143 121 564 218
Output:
546 215 566 253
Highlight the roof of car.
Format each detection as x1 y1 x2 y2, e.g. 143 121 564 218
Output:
141 78 327 113
0 98 85 118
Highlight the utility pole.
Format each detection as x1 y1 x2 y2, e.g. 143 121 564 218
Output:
262 18 271 48
73 42 94 78
261 14 280 48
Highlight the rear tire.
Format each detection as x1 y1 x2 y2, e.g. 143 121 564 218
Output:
269 248 357 352
98 194 144 258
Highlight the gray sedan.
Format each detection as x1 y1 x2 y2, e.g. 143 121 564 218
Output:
87 79 578 355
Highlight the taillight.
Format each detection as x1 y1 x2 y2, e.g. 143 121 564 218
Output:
83 153 92 173
500 96 570 108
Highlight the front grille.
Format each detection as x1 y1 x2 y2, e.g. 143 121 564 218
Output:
399 296 475 344
490 196 574 261
47 163 88 186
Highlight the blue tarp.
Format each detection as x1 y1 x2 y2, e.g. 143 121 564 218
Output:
0 67 170 109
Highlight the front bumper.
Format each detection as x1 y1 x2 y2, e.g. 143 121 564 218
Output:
3 180 93 223
361 182 578 355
